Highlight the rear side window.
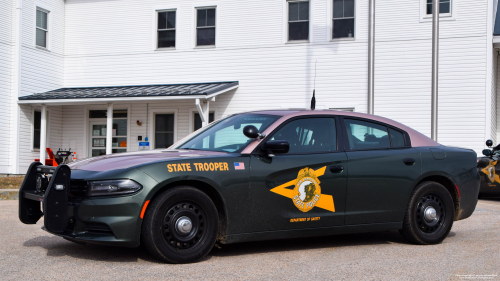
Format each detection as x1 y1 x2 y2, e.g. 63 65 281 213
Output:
389 128 405 147
344 119 390 150
270 118 337 153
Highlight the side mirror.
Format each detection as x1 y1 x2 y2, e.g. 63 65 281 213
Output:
486 139 493 147
243 125 265 139
262 140 290 156
483 149 492 157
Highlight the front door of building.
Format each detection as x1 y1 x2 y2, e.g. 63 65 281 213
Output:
89 120 128 157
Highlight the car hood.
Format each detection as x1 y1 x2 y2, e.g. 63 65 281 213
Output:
68 150 228 172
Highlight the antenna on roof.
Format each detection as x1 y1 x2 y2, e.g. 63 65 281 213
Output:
311 61 317 110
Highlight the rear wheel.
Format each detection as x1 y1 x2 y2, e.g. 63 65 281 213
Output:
141 186 219 263
399 181 455 245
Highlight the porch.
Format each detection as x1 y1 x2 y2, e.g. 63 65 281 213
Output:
17 82 239 173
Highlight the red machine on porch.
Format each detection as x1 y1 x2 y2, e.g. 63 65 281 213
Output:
35 148 73 167
35 148 59 167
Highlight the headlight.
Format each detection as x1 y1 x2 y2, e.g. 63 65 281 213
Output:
88 180 142 196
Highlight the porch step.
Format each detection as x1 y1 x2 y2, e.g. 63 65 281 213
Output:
0 189 19 200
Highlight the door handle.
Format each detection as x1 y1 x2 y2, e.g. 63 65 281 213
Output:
403 158 416 165
329 165 344 173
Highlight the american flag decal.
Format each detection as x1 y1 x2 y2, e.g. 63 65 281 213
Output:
234 162 245 170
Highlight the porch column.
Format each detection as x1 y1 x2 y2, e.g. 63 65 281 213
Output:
39 104 47 163
202 101 209 127
106 103 113 155
195 99 210 127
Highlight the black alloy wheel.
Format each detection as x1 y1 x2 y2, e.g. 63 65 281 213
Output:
141 186 219 263
399 181 455 245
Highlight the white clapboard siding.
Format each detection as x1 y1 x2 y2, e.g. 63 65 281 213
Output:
496 53 500 143
18 104 63 173
19 0 65 97
0 0 13 173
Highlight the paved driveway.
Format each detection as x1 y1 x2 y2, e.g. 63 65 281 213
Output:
1 199 499 280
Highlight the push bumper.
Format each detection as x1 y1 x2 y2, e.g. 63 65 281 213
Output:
19 162 144 247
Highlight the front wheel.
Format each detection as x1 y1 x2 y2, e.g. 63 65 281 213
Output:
399 181 455 245
141 186 219 263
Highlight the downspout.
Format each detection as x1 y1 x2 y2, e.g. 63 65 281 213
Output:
11 0 23 174
367 0 375 115
431 0 439 141
486 0 494 144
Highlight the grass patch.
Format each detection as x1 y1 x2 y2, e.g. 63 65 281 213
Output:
0 177 24 189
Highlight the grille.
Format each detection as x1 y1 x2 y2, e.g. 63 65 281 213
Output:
69 180 88 198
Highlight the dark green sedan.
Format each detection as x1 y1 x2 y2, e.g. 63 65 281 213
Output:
19 110 480 263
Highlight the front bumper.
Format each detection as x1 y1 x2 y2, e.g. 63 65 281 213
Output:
19 163 151 247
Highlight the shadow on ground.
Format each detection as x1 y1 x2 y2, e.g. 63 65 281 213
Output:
212 230 413 258
23 236 160 263
20 229 453 263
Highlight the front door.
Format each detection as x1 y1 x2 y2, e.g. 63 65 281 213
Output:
248 116 347 233
341 117 421 225
154 113 175 149
89 121 127 157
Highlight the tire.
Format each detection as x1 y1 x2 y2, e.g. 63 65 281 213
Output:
141 186 219 263
399 181 455 245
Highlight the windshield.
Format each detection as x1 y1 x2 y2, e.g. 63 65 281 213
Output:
175 114 280 153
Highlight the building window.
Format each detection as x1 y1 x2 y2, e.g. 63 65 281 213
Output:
288 1 309 41
426 0 451 15
33 111 49 149
36 8 48 48
157 10 176 48
194 112 215 131
333 0 354 39
196 8 216 46
33 111 41 149
155 114 175 148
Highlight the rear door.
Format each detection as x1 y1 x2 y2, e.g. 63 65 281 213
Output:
341 117 421 225
246 116 348 233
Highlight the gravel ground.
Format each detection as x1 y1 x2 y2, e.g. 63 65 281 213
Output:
1 199 499 281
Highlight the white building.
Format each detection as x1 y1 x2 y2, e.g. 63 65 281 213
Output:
0 0 499 174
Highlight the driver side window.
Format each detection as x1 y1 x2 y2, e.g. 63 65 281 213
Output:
270 118 337 154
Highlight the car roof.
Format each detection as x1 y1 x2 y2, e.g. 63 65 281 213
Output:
239 109 439 153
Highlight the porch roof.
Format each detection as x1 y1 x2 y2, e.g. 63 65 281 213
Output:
18 81 239 105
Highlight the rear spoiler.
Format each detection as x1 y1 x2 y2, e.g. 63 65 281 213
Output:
19 162 71 233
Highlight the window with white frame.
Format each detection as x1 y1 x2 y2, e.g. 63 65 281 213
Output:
157 10 176 48
333 0 355 39
33 111 48 149
36 8 48 48
426 0 451 15
196 8 216 46
288 1 309 41
33 111 41 149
